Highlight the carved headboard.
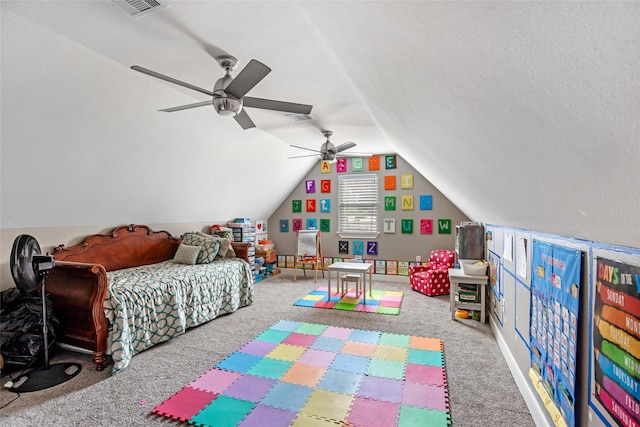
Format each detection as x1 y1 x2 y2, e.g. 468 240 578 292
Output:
53 224 181 272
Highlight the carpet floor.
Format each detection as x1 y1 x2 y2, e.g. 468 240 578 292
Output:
0 272 535 426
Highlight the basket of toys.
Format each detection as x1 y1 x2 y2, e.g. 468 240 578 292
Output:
460 260 488 276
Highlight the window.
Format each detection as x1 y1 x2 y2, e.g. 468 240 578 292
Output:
338 174 379 238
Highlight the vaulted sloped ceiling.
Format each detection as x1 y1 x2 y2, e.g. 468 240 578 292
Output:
1 1 638 248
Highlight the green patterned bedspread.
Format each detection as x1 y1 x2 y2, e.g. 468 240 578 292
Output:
105 258 254 374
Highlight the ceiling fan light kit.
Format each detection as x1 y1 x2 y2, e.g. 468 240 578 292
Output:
131 54 313 129
212 56 243 116
213 97 242 117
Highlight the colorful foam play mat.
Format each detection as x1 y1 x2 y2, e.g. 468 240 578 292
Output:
152 321 450 427
293 286 404 315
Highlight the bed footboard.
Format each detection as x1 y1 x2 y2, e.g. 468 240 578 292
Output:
47 261 109 370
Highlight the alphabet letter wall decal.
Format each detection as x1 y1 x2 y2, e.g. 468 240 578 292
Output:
401 195 414 210
385 155 396 169
384 196 396 210
320 161 331 173
320 199 331 212
368 156 380 170
401 174 413 189
420 195 433 210
306 199 316 212
367 241 378 255
305 180 316 193
384 175 396 190
384 219 396 233
401 219 414 233
438 219 451 234
420 219 433 234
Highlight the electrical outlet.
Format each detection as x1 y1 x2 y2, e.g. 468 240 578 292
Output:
416 255 421 262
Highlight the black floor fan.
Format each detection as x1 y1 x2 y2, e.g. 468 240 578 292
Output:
6 234 81 393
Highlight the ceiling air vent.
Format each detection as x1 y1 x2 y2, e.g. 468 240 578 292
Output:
287 114 315 122
112 0 169 19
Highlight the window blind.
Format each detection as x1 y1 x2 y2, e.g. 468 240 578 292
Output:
338 174 379 236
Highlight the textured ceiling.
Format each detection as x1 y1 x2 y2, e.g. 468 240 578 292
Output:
1 1 638 248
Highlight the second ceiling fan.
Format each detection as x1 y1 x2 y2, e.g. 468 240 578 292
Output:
289 130 371 162
132 55 313 129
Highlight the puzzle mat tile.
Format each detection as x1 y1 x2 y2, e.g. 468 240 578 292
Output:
152 320 451 427
293 287 403 315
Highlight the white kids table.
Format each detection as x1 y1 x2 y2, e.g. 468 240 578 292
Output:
327 262 374 304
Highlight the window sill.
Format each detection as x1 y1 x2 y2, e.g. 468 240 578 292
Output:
337 232 380 239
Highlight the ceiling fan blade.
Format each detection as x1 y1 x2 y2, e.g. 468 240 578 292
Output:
243 97 313 115
288 154 322 159
335 141 357 153
159 100 213 112
131 66 213 96
290 144 321 153
234 109 256 129
224 59 271 99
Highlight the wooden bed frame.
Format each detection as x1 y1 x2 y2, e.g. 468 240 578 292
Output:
46 224 250 371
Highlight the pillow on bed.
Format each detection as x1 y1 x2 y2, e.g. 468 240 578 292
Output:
197 231 229 259
196 232 235 259
172 244 201 265
213 228 234 241
182 233 220 264
226 242 236 258
217 238 230 258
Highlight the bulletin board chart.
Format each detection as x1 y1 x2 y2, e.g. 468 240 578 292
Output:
529 240 582 427
590 257 640 426
487 250 504 325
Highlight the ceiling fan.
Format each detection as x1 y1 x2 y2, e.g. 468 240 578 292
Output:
289 130 372 162
131 55 313 129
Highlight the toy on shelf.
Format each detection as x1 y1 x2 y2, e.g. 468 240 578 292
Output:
455 309 470 319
